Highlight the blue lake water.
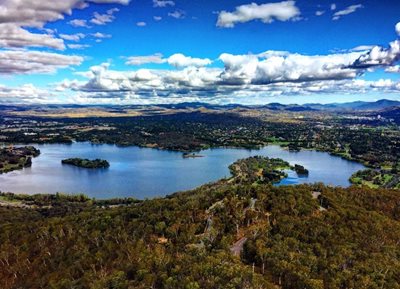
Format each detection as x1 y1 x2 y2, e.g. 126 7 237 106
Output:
0 143 365 199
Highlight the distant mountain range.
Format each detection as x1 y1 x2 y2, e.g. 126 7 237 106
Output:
303 99 400 111
157 99 400 112
1 99 399 113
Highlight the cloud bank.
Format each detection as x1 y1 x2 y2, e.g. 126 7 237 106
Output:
50 32 400 104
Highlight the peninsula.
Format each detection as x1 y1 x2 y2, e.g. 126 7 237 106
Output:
0 146 40 174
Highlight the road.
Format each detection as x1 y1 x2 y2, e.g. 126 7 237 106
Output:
230 237 248 256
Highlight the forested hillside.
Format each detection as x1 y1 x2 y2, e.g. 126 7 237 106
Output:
1 173 399 288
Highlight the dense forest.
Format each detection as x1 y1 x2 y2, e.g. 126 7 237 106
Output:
1 156 399 288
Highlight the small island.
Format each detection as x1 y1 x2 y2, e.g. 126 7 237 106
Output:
61 158 110 169
293 164 309 176
182 152 204 158
0 146 40 174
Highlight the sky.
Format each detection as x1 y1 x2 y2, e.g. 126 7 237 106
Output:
0 0 399 105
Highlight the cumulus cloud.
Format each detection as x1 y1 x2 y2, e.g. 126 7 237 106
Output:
58 62 225 104
0 24 65 50
315 11 325 16
136 22 147 27
167 54 212 68
255 79 400 98
0 84 59 104
350 40 400 68
10 76 397 105
58 29 400 104
333 4 363 20
153 0 175 8
75 63 165 92
55 61 400 104
330 3 336 11
218 38 399 85
0 50 83 74
216 1 300 28
396 22 400 36
154 16 162 21
218 51 365 85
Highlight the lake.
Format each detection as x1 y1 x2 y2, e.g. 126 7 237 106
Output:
0 143 365 199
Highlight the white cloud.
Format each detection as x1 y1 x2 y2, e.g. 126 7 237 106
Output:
124 53 212 68
90 8 119 25
216 1 300 28
0 84 59 104
396 22 400 36
91 0 129 4
154 16 162 21
75 63 163 92
315 10 325 16
333 4 363 20
67 44 91 50
59 33 86 41
219 51 362 85
168 10 186 19
330 3 336 11
55 61 400 104
153 0 175 8
0 50 83 74
15 76 395 105
125 53 166 65
92 32 112 39
0 0 128 49
167 54 212 68
0 24 65 50
351 45 375 52
386 65 400 73
0 0 128 28
136 22 147 27
68 19 90 28
59 34 400 104
350 40 400 68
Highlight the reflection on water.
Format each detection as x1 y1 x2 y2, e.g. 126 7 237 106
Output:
0 143 365 199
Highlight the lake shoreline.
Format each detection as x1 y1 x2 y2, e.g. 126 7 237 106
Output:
0 142 366 199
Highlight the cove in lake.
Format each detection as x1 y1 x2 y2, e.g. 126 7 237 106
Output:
0 143 365 199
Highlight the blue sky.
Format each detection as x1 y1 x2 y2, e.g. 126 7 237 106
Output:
0 0 399 104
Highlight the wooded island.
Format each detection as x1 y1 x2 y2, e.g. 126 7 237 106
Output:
61 158 110 169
